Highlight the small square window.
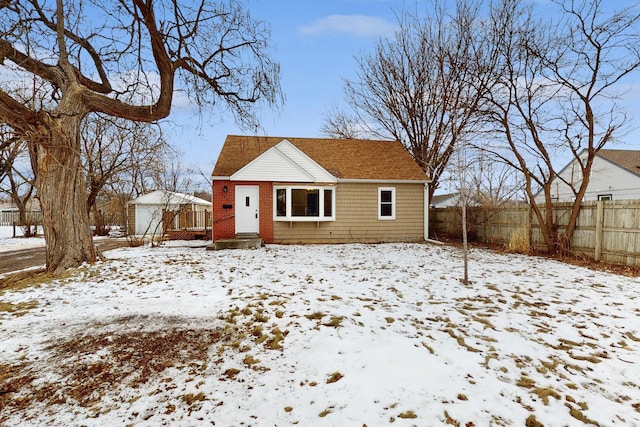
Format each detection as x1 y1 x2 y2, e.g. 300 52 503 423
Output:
597 194 612 201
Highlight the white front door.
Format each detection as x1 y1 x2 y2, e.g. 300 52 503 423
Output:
235 186 260 234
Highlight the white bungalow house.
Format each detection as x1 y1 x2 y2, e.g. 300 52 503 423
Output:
536 149 640 203
126 190 212 239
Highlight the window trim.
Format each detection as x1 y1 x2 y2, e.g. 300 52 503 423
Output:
597 194 612 201
378 187 396 220
273 185 336 222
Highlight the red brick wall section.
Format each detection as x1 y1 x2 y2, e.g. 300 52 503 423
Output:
212 180 235 240
212 180 274 243
258 182 274 243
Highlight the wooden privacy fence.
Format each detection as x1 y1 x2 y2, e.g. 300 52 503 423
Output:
430 200 640 266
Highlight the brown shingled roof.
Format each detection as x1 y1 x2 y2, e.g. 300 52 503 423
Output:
212 135 428 181
597 149 640 178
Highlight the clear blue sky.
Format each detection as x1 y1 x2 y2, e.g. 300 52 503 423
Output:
166 0 640 179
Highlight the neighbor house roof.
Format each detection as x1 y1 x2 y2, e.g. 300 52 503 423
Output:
128 190 211 206
430 193 458 206
597 149 640 178
212 135 428 181
0 199 41 212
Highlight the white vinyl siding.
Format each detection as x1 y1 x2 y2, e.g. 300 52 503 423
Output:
231 140 337 183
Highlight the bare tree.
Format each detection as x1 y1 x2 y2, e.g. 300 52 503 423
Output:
481 0 640 255
82 113 175 235
0 124 17 183
0 0 282 273
451 139 472 284
0 131 37 234
82 113 170 214
325 0 499 198
320 104 367 140
439 149 523 207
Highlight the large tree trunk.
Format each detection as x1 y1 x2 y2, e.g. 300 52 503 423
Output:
33 114 96 274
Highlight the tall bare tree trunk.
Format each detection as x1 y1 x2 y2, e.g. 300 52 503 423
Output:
461 199 469 284
33 114 96 274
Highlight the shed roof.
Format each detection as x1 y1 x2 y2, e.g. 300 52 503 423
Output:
212 135 428 181
128 190 211 206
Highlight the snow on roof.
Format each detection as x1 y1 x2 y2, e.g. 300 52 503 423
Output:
127 190 211 206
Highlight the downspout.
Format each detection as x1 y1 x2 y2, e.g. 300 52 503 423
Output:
424 183 429 241
424 182 444 245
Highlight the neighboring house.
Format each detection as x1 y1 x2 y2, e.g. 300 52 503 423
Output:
430 193 460 208
0 199 42 226
126 190 212 238
536 149 640 203
211 135 430 244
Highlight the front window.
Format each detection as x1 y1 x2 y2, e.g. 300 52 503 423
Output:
276 188 287 216
274 186 335 221
378 187 396 220
292 189 319 216
324 189 333 217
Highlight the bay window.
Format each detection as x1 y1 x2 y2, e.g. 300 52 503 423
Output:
274 186 335 221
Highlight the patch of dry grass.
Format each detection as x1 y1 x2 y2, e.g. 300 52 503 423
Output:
0 295 291 423
322 316 344 328
326 372 343 384
0 300 39 316
444 328 482 353
525 414 544 427
0 323 226 421
318 406 334 417
304 311 325 321
181 392 206 405
0 269 50 292
565 402 600 425
532 387 561 405
506 226 530 254
398 410 417 419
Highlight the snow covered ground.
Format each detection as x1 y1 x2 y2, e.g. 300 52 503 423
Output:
0 226 122 253
1 242 639 426
0 225 45 251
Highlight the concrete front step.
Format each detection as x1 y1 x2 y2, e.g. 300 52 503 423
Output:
207 236 263 251
235 233 260 239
